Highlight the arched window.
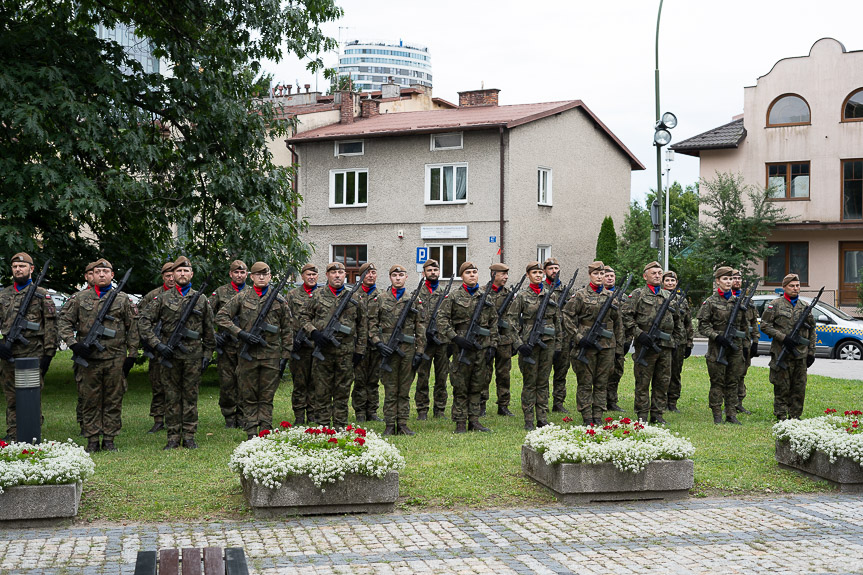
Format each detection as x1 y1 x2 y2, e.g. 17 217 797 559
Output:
843 88 863 121
767 94 811 126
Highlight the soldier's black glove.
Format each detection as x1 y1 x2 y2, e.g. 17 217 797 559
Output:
411 353 423 370
352 352 364 367
485 347 496 364
446 343 455 358
552 350 561 363
310 330 327 346
40 355 53 376
783 334 801 349
215 332 228 348
576 338 592 350
376 342 394 358
0 342 11 361
806 354 815 367
122 357 136 377
684 346 693 359
750 341 759 358
453 335 475 350
154 342 173 359
238 330 264 346
517 344 533 357
200 356 211 373
636 333 653 348
715 335 733 349
70 342 93 359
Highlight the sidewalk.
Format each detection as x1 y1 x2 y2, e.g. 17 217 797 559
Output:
2 493 863 574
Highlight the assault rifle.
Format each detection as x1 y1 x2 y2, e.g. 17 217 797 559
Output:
497 274 526 331
3 259 51 358
456 272 498 366
774 286 824 370
715 280 750 366
311 270 369 362
575 273 632 365
425 275 455 347
379 276 425 373
141 320 161 360
739 282 759 343
158 274 213 368
521 269 577 365
72 268 133 367
239 275 292 362
634 285 686 367
554 269 579 310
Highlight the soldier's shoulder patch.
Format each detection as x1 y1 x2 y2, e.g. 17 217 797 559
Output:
211 291 217 297
372 296 378 301
767 304 774 309
418 298 423 304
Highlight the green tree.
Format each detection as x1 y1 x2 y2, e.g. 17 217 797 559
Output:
594 216 618 269
0 0 342 293
616 201 655 288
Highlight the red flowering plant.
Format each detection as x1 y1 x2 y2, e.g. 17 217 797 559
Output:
1 440 96 494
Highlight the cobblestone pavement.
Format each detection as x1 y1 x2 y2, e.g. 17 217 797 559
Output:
2 494 863 574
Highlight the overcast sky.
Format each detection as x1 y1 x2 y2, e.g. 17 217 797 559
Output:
264 0 861 206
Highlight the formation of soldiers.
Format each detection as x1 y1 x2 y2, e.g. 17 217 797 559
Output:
0 251 820 451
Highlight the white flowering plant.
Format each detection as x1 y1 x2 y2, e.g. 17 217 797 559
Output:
0 439 95 494
524 417 696 474
229 422 406 489
772 409 863 466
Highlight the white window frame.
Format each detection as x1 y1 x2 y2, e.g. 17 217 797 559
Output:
334 140 364 157
329 169 369 208
537 167 553 206
425 163 468 205
537 245 552 263
426 244 467 280
430 132 463 151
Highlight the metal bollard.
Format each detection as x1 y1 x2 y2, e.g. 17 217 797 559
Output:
15 357 41 444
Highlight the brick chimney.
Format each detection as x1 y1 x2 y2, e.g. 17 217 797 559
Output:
458 88 500 107
339 90 355 124
361 99 380 118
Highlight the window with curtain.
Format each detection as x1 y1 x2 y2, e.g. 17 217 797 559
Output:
426 163 468 204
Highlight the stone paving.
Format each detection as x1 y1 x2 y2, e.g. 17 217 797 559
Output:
2 494 863 574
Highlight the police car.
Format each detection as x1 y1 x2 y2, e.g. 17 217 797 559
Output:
752 293 863 360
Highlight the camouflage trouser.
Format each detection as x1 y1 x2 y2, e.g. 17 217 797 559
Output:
1 358 45 438
668 345 685 406
706 351 744 418
415 342 449 414
237 357 280 433
519 344 554 424
632 346 671 418
551 342 570 408
290 347 314 421
769 357 807 420
352 349 380 418
162 358 200 441
80 356 127 439
74 363 83 426
311 352 353 428
148 358 165 421
217 348 240 421
450 348 487 423
482 344 513 408
737 345 752 404
572 347 613 420
382 346 413 425
607 351 625 406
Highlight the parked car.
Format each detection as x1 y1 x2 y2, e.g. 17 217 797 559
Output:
47 289 69 311
752 294 863 360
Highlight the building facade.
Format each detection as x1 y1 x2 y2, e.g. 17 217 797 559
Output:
96 23 160 75
673 38 863 309
338 39 432 93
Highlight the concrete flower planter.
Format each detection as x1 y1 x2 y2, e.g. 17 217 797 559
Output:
0 482 83 522
240 471 399 516
775 440 863 492
521 446 693 503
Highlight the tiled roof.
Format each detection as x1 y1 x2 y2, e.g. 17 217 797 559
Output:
670 118 746 157
287 101 645 169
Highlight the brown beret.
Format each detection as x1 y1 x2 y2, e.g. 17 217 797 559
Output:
662 270 678 281
326 262 345 272
490 263 509 273
783 273 800 287
92 258 113 271
542 257 560 269
603 266 615 274
230 260 247 272
714 266 733 279
249 261 269 275
422 259 440 270
389 264 407 274
160 261 174 274
301 263 317 274
588 261 604 273
458 261 478 275
85 261 99 273
172 256 192 271
526 261 541 273
10 252 33 265
358 262 375 275
642 261 662 274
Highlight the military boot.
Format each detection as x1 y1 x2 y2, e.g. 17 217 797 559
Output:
294 412 306 426
455 421 467 434
468 419 491 432
552 404 569 414
726 414 742 425
607 403 625 412
183 438 198 449
355 413 367 423
537 418 550 428
713 412 724 425
147 419 164 434
637 412 649 423
433 409 446 419
524 420 536 431
101 438 118 452
416 411 428 421
85 438 100 453
397 423 415 436
479 403 487 417
650 414 667 425
498 405 515 416
738 403 752 415
383 424 396 436
224 417 236 429
164 439 181 450
367 413 384 422
580 410 593 426
667 403 681 413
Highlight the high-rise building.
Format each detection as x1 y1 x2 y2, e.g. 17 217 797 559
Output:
337 39 432 92
96 23 160 75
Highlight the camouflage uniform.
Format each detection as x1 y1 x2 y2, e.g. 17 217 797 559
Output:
623 286 683 421
759 296 816 420
737 296 760 408
64 287 90 430
368 287 425 427
58 287 139 441
415 280 449 417
509 284 561 427
482 283 516 413
300 285 366 428
547 279 570 410
697 291 748 420
138 286 216 443
563 285 623 423
439 285 499 425
667 297 694 410
141 284 170 424
215 286 292 434
0 283 57 438
286 283 317 423
352 286 381 420
210 282 246 425
606 285 631 410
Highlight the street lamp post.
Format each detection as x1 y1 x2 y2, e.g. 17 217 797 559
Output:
664 149 674 270
652 0 677 269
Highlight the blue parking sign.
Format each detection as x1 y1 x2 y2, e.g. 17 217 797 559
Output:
416 247 428 264
489 236 497 243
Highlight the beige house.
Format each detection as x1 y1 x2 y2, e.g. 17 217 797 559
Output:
673 38 863 308
285 88 643 281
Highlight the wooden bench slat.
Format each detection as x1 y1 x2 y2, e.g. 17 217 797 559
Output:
134 551 157 575
224 548 249 575
202 547 225 575
160 548 180 575
182 548 202 575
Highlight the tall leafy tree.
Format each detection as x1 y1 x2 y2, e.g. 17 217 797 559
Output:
594 216 618 269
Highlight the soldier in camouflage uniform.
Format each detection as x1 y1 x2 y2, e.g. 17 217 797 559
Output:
543 258 570 413
58 259 138 452
300 262 367 429
286 263 319 425
71 261 98 435
696 266 748 424
209 259 248 428
415 259 450 419
138 256 216 449
510 261 561 430
623 261 683 424
603 266 628 412
351 262 382 422
732 269 759 415
563 261 623 426
0 253 58 441
141 262 175 434
663 271 693 413
369 265 425 436
481 263 517 417
216 261 292 439
758 273 817 421
439 262 499 433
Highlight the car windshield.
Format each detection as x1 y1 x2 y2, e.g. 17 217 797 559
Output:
813 300 857 321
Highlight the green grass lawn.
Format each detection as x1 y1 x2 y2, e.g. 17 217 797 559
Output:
33 350 860 521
